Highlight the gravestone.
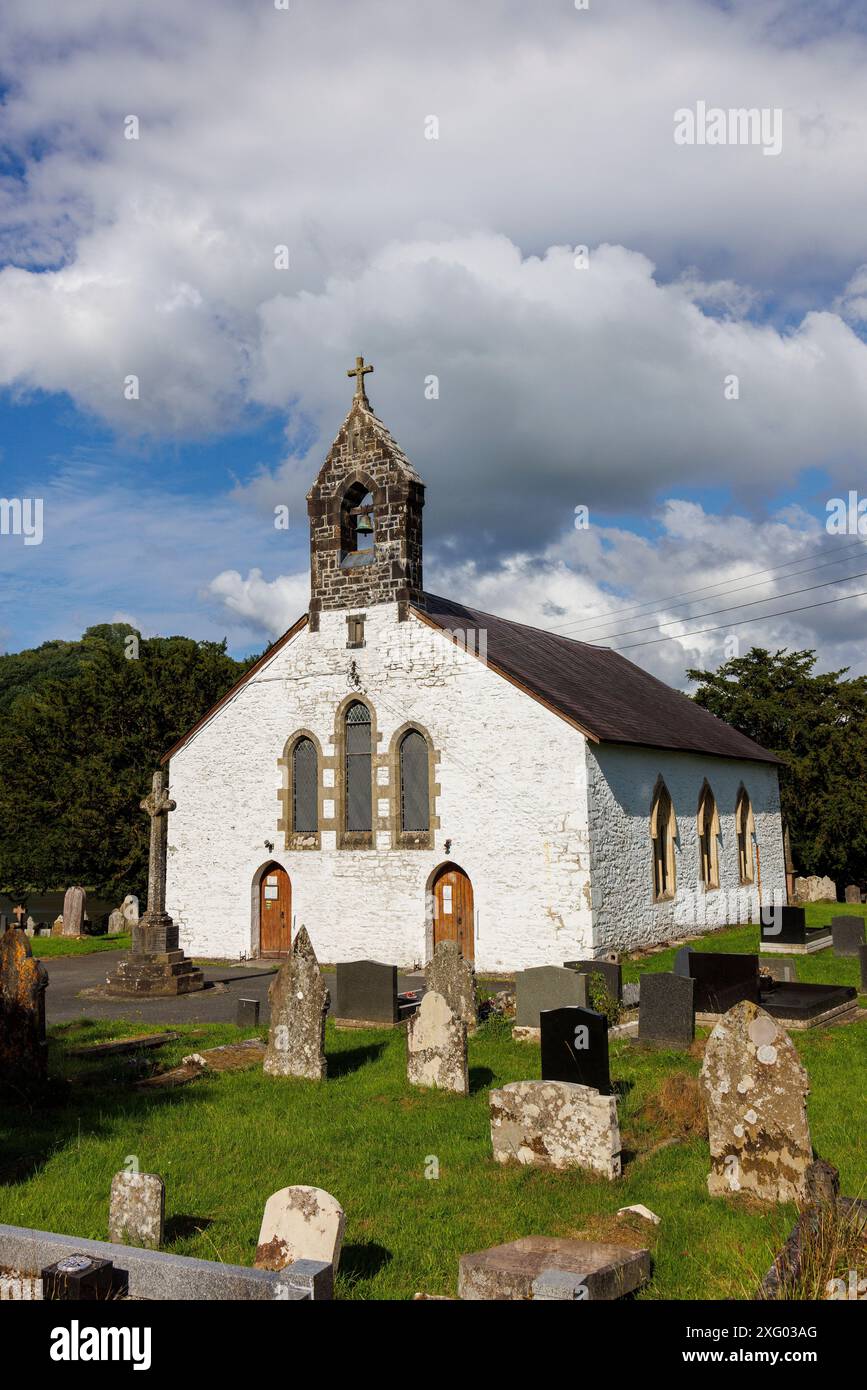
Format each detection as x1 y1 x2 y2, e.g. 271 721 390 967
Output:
25 917 36 937
699 1001 811 1203
760 904 831 954
121 894 140 925
109 1172 165 1249
333 959 398 1026
107 909 126 936
406 990 468 1095
459 1236 649 1301
638 973 694 1048
426 939 478 1031
540 1005 611 1095
62 886 86 937
845 885 861 905
105 771 204 996
859 943 867 993
564 959 622 1002
674 950 760 1013
263 927 329 1080
51 915 64 937
622 982 640 1009
793 874 836 903
831 916 865 957
0 925 49 1089
254 1185 345 1272
237 997 260 1027
515 965 588 1031
489 1080 621 1178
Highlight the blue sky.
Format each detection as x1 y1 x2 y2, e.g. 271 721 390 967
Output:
1 0 866 687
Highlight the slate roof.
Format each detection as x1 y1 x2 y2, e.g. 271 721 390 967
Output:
414 593 780 765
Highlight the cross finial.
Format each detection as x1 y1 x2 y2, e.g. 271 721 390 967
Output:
13 904 26 925
347 355 373 403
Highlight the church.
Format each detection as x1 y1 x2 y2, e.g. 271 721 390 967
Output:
163 358 785 971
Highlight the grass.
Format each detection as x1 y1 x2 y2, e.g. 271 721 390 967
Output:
30 932 132 958
1 962 864 1299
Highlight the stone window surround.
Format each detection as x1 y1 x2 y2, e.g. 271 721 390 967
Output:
277 729 324 851
650 776 678 903
735 783 756 885
277 703 442 852
696 778 721 893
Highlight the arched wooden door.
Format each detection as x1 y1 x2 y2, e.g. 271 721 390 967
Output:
259 864 291 957
432 865 474 961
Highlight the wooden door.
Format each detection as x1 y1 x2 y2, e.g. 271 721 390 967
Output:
260 865 291 956
433 866 474 962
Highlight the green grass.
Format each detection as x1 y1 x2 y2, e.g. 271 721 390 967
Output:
1 973 865 1299
30 933 132 958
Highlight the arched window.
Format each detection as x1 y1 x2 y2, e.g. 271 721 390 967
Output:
735 786 755 885
650 780 677 901
340 483 375 567
292 737 318 834
399 730 429 832
345 701 372 831
697 781 720 890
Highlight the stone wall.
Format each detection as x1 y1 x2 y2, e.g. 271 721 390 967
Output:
586 742 785 954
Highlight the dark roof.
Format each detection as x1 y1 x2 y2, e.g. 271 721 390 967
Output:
415 593 780 765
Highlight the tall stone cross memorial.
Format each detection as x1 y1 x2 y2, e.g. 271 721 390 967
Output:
105 770 204 997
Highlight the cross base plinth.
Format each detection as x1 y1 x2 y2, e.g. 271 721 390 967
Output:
105 914 204 997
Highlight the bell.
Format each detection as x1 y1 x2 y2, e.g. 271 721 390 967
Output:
357 514 374 534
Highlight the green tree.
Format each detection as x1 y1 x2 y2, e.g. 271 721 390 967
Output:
0 625 255 900
687 647 867 885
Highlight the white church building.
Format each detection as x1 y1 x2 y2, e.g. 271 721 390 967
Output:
163 358 785 971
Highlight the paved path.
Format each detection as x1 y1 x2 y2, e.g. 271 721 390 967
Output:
42 950 431 1027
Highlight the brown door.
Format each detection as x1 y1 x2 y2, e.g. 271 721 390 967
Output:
260 865 291 956
433 866 474 961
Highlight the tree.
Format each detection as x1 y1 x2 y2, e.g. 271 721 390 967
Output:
687 647 867 884
0 625 255 900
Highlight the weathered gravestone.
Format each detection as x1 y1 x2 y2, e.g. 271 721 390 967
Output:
638 972 694 1048
699 1001 811 1203
333 959 398 1026
459 1235 649 1301
515 965 588 1035
406 990 468 1095
831 916 866 957
51 915 65 937
263 927 329 1080
254 1185 345 1272
564 958 622 1002
794 874 836 903
845 885 861 905
489 1080 621 1178
121 894 140 925
237 997 260 1027
0 925 49 1089
107 909 126 936
62 885 86 937
109 1171 165 1249
426 939 478 1031
540 1005 611 1095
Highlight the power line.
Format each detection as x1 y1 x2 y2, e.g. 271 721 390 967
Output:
546 538 867 636
606 586 867 652
585 565 867 644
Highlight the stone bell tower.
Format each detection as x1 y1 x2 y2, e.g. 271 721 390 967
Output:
307 357 425 629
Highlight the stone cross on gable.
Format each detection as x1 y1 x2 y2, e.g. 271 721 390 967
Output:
346 355 373 404
141 770 176 919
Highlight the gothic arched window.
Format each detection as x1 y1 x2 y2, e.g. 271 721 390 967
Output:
340 483 375 568
650 780 677 902
735 786 755 884
292 737 318 834
345 701 372 831
399 730 430 832
697 781 720 890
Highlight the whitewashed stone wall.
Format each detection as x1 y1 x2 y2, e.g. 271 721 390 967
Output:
166 603 594 971
586 743 785 954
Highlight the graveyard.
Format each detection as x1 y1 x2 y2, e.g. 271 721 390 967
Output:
0 907 863 1301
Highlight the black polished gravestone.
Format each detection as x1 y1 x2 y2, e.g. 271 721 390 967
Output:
564 959 622 1002
638 973 694 1048
674 950 761 1013
859 943 867 993
831 916 866 958
539 1005 611 1095
333 959 399 1026
760 904 831 954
